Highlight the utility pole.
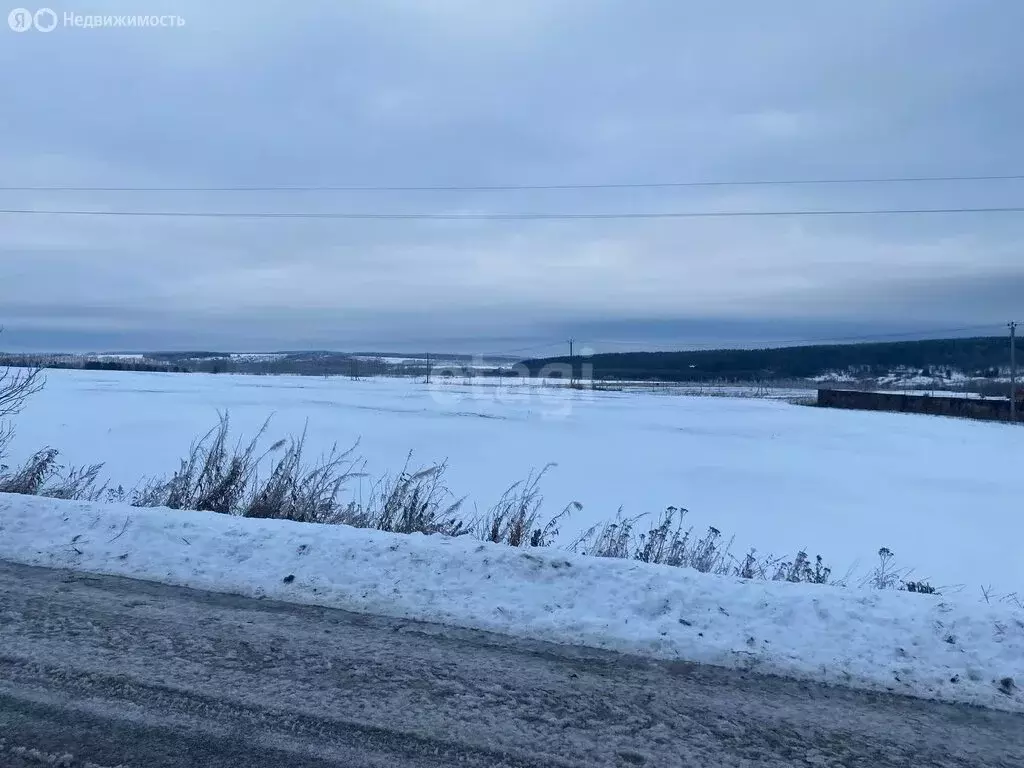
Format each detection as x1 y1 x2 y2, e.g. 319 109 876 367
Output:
568 338 575 386
1011 321 1018 423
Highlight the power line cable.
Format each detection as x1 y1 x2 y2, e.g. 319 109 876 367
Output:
3 206 1024 220
4 173 1024 193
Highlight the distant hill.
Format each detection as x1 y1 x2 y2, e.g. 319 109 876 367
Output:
518 336 1017 382
346 351 523 363
144 351 231 361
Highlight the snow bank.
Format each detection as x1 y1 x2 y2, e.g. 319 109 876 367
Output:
1 493 1021 712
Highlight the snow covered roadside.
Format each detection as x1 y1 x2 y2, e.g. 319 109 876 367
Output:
1 492 1021 713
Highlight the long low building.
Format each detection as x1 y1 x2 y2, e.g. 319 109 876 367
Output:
817 388 1022 423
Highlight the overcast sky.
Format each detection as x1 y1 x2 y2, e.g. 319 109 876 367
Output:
2 0 1022 355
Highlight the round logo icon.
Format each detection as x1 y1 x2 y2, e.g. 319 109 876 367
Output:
34 7 57 32
8 7 33 31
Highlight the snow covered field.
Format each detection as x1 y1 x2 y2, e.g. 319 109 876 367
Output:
7 367 1024 591
1 493 1021 712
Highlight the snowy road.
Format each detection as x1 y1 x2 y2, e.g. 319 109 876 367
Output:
1 561 1021 768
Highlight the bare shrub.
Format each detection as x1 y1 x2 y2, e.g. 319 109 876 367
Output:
0 445 104 500
0 422 13 463
735 550 784 581
133 413 270 513
859 547 939 594
687 526 735 574
861 547 910 590
773 550 832 584
635 507 688 565
41 463 106 501
0 359 47 486
570 508 642 559
0 448 60 495
346 455 469 536
127 416 485 537
243 428 364 524
133 414 369 527
0 365 44 421
571 507 737 574
0 360 106 500
569 506 857 586
632 508 736 573
478 464 580 547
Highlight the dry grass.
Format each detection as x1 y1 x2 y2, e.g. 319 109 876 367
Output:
345 456 469 536
478 464 580 547
1 410 942 595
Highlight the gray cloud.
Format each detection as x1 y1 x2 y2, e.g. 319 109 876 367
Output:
1 0 1022 353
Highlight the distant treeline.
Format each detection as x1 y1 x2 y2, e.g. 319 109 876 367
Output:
0 352 448 379
0 352 393 377
0 356 189 373
519 336 1018 382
